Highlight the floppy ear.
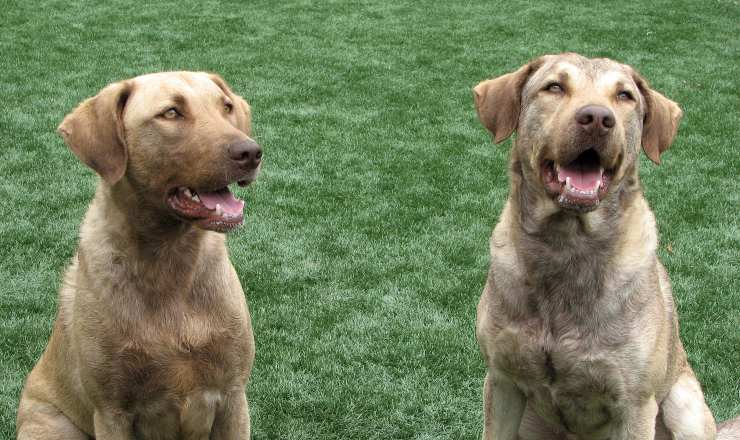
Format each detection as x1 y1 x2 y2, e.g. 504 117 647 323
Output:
209 74 252 136
57 81 132 185
473 60 540 144
633 74 683 164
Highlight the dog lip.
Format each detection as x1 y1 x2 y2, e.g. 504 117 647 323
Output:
541 150 613 212
166 184 246 232
167 187 209 219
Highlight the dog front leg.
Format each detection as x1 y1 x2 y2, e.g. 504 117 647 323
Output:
93 408 134 439
483 371 526 440
613 397 658 440
210 390 250 439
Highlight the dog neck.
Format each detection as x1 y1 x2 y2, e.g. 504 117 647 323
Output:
77 178 225 302
503 152 654 312
508 150 642 241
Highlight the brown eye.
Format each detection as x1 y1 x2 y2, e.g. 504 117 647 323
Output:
617 90 634 101
224 102 233 113
161 108 181 119
545 82 564 94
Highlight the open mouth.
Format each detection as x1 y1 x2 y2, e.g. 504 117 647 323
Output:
541 149 611 212
167 180 252 233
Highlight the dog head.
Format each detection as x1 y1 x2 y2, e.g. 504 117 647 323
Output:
58 72 260 233
474 53 682 213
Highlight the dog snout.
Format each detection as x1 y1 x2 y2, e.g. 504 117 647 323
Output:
227 139 262 168
575 105 615 136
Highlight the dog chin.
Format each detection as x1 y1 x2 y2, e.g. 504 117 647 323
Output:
554 196 601 213
194 216 244 233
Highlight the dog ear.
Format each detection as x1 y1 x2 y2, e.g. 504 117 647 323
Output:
473 60 540 144
633 73 683 164
209 74 252 136
57 81 132 185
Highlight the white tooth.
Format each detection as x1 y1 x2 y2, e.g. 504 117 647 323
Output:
184 188 192 197
599 167 604 175
565 176 572 192
596 180 602 190
192 194 200 202
215 204 223 216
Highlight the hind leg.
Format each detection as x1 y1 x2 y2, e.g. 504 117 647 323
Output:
17 395 89 440
717 416 740 440
660 372 716 440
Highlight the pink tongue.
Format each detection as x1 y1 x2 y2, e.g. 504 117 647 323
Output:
197 188 244 215
558 165 602 190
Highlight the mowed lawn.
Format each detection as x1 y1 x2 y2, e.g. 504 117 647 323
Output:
1 0 737 438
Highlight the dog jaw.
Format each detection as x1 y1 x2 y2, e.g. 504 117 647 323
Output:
540 149 614 213
167 184 250 233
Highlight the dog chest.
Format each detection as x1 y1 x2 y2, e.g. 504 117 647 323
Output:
110 316 252 393
125 389 223 438
491 322 630 436
82 305 253 432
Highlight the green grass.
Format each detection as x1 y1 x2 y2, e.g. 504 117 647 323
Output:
1 0 738 438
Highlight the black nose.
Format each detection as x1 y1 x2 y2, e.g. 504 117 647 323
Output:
575 105 615 135
228 139 262 168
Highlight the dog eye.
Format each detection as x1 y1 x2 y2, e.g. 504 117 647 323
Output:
224 102 234 113
161 108 182 119
617 90 634 101
545 82 564 94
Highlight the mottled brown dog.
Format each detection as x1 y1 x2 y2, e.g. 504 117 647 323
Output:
17 72 261 439
474 53 728 439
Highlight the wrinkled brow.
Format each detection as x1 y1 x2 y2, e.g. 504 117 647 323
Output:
553 62 581 80
152 93 189 115
171 94 188 108
531 61 582 87
595 70 633 89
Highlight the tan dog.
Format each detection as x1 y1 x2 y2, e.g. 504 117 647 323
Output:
17 72 261 439
474 53 734 439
